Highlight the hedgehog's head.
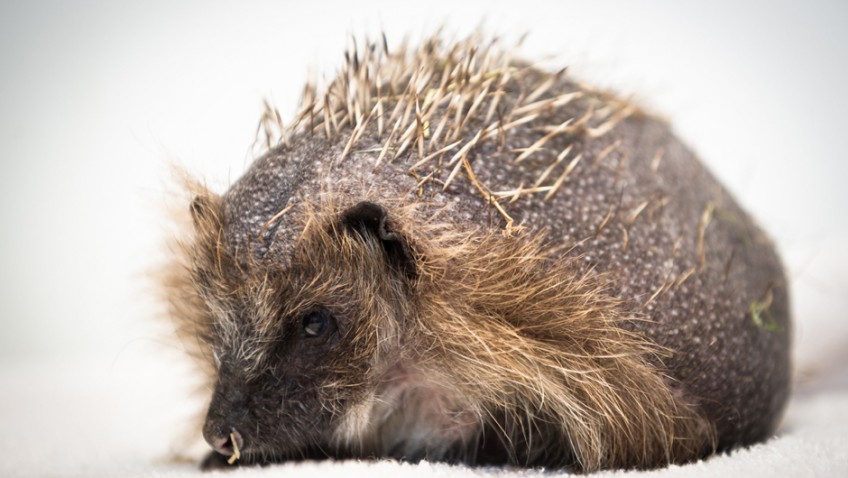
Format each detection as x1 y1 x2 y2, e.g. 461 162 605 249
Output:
188 193 420 462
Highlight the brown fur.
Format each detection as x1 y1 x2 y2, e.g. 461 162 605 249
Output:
167 186 713 470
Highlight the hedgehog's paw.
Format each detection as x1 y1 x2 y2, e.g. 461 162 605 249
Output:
200 451 239 471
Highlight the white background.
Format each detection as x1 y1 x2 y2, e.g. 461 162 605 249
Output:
1 1 846 475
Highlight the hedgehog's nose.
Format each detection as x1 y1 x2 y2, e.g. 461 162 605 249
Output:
205 427 244 457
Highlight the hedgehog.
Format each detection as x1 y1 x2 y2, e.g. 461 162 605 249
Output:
163 33 791 472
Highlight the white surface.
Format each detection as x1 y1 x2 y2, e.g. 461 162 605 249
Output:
1 1 847 477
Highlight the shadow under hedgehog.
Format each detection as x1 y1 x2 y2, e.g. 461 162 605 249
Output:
164 33 791 472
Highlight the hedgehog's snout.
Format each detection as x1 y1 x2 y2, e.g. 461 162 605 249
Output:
205 427 244 458
203 380 249 458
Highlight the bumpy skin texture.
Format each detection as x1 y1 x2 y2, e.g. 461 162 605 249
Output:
175 36 791 472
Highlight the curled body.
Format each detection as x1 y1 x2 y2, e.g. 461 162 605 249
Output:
165 34 791 472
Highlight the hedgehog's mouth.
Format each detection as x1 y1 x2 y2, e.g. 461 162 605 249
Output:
208 428 244 461
225 431 242 464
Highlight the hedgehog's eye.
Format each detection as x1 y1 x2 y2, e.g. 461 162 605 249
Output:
302 310 331 337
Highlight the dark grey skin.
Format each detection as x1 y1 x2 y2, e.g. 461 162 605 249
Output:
193 67 791 469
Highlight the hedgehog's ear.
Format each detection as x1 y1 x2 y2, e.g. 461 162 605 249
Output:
190 194 221 230
340 201 416 279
